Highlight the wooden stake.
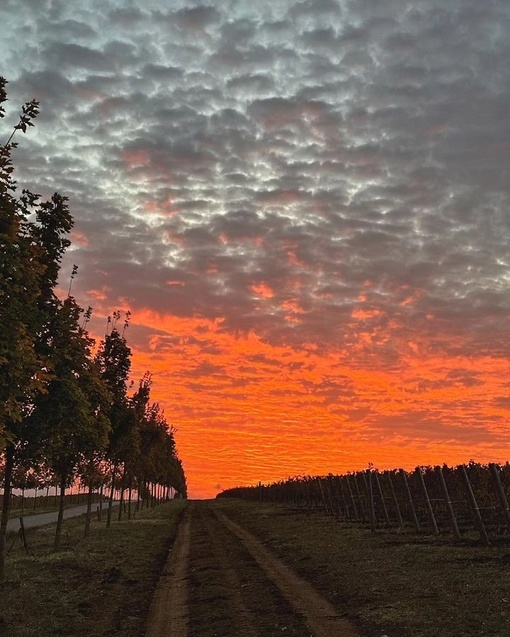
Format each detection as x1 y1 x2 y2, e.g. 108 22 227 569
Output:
387 472 404 529
317 479 329 514
436 466 461 540
354 474 367 521
459 464 490 546
374 471 391 525
489 463 510 532
401 469 420 531
416 468 439 535
367 470 376 532
345 475 359 520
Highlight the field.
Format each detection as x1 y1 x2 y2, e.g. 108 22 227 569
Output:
216 498 510 637
2 498 510 636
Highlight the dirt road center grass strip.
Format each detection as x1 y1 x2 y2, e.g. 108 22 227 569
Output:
0 500 187 637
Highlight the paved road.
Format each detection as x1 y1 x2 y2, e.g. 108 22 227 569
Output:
6 503 113 533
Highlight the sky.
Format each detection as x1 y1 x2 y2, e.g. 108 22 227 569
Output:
2 0 510 499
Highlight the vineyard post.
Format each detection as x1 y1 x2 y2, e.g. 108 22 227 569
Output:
367 469 377 532
354 473 367 521
436 466 461 541
336 476 349 520
345 475 359 520
293 481 300 507
317 478 329 514
327 477 338 516
459 464 490 546
488 463 510 532
374 471 391 525
416 468 439 535
400 469 420 531
332 476 345 518
362 471 372 521
387 472 404 529
302 480 310 510
324 477 337 516
324 478 336 515
314 480 321 511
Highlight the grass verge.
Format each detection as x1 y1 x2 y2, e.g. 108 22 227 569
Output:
214 499 510 637
0 500 188 637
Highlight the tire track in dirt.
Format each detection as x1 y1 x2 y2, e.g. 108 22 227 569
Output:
146 502 361 637
192 504 260 637
189 502 310 636
215 508 361 637
145 507 191 637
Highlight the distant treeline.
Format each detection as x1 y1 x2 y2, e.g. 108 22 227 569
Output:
218 461 510 545
0 76 186 582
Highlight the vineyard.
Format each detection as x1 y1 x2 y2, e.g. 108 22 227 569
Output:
219 461 510 545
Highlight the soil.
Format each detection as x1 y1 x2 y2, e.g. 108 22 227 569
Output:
145 507 191 637
145 500 361 637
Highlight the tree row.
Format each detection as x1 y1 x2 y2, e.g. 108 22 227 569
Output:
0 77 187 583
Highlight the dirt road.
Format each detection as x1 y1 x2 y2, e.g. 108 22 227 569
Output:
146 501 360 637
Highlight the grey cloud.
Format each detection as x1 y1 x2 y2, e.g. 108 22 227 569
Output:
3 0 510 365
11 70 76 116
142 64 184 81
219 19 259 46
108 7 148 26
301 27 340 51
41 18 97 40
288 0 341 20
173 5 221 30
226 73 275 96
45 42 112 72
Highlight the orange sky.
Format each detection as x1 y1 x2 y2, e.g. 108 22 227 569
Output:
111 305 509 500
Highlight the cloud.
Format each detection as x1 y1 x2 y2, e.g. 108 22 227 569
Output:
3 0 510 496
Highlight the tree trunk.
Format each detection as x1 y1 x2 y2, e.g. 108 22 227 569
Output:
128 483 132 520
84 483 93 537
54 472 67 550
117 465 127 522
136 477 141 511
98 483 103 521
0 444 15 584
106 463 117 528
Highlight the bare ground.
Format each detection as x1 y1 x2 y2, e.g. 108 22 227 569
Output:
146 507 191 637
145 500 360 637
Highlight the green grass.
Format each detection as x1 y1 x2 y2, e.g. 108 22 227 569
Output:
0 500 188 637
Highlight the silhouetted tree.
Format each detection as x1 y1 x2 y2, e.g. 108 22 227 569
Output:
0 77 73 580
28 297 111 548
95 316 132 527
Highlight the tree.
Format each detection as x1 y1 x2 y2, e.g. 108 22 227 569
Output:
28 297 111 548
94 314 132 527
130 376 187 506
0 77 76 578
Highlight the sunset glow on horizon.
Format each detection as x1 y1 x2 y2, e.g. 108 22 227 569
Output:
126 302 510 498
3 0 510 498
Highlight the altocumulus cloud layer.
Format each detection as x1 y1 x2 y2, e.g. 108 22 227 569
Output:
2 0 510 496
